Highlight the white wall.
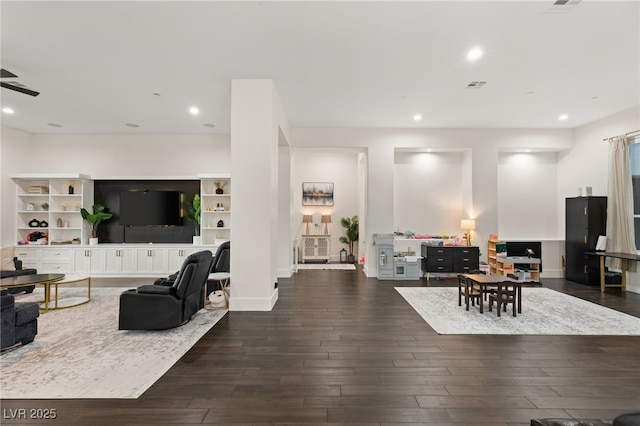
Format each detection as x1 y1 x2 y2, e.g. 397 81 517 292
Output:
394 151 464 236
498 152 558 239
1 126 33 246
292 148 360 261
29 133 230 178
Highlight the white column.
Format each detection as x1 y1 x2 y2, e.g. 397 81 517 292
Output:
229 80 282 311
363 143 395 277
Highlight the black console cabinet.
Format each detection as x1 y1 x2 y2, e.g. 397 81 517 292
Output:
565 196 607 285
421 245 479 275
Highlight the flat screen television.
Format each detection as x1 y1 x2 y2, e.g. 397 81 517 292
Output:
119 190 181 226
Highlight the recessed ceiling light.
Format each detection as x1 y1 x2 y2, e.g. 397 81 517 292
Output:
189 106 199 115
203 123 216 128
2 107 14 114
126 123 140 128
47 123 63 128
413 114 422 121
558 114 568 121
467 47 483 61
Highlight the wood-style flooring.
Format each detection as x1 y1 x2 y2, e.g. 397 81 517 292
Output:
2 270 640 425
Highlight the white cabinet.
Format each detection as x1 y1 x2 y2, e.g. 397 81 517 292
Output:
11 174 92 246
12 246 73 273
39 247 73 273
12 244 214 277
13 246 40 270
105 248 136 274
301 235 330 262
73 248 106 274
199 175 231 246
135 248 168 274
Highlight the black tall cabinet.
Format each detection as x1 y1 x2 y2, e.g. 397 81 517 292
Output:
565 196 607 284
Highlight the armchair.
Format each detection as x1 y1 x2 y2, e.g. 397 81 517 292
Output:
1 294 40 350
118 250 213 330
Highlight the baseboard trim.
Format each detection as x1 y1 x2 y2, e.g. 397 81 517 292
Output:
229 288 278 311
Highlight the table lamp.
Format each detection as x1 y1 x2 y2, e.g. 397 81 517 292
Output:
460 219 476 247
321 214 331 234
303 215 313 234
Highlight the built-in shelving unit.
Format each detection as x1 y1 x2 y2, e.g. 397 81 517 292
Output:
198 174 231 245
12 174 92 246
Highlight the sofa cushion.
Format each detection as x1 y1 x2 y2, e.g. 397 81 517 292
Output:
15 302 39 326
1 247 15 271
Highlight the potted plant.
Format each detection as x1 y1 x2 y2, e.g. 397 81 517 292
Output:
339 215 359 263
80 204 113 245
184 194 201 245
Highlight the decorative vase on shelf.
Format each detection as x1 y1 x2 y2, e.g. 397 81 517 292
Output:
193 236 202 245
215 188 224 195
89 237 99 246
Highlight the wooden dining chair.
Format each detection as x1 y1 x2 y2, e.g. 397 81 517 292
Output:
457 274 481 311
488 282 517 317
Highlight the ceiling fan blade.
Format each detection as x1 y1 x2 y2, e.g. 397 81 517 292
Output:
0 82 40 97
0 69 18 79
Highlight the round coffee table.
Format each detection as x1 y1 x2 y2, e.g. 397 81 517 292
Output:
1 273 64 312
44 274 91 311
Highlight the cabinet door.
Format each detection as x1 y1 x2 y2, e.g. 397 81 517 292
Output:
316 237 330 258
14 247 39 270
303 237 316 259
73 248 105 273
105 248 136 273
136 248 168 274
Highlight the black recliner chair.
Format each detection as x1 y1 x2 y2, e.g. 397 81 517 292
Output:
118 250 213 330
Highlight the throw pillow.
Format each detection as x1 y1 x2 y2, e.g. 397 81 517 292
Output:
1 246 15 271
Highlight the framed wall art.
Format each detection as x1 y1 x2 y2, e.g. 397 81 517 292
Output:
302 182 334 206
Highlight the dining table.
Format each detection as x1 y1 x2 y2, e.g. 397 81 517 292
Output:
461 273 521 314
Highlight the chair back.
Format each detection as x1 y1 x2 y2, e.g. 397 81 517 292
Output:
211 241 230 273
173 250 213 299
172 250 213 320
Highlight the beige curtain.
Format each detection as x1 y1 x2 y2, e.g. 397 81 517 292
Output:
605 135 637 271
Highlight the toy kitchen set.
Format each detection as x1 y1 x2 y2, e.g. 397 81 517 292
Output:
373 233 421 280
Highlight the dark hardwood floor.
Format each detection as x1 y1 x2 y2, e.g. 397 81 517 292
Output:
2 269 640 425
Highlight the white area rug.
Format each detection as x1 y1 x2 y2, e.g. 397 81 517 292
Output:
0 287 227 399
396 287 640 335
297 263 356 270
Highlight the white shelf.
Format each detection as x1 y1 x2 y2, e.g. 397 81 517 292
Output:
12 174 93 246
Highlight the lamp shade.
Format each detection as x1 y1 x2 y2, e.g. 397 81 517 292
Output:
321 215 331 224
302 215 313 223
460 219 476 231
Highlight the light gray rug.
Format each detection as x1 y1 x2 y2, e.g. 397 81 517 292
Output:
0 287 227 399
396 287 640 335
297 263 356 270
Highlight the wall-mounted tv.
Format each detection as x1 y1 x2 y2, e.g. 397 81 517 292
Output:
119 190 181 226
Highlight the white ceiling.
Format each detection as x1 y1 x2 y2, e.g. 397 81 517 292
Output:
1 1 639 135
